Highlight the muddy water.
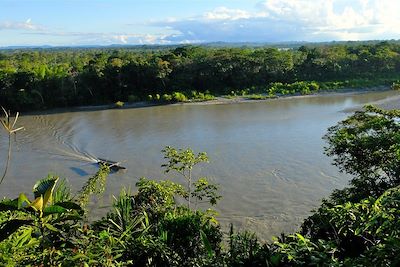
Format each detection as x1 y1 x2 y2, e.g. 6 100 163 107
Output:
1 90 398 239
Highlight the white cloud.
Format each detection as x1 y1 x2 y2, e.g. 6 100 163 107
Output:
204 7 252 20
24 31 170 45
5 1 400 45
257 0 400 40
112 35 128 44
150 0 400 43
0 19 44 31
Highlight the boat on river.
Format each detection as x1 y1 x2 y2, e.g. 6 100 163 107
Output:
97 158 126 171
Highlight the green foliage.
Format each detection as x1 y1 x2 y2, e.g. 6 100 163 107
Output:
172 91 187 102
226 225 274 267
162 146 220 209
192 178 221 207
161 93 172 102
300 105 400 266
52 178 72 204
134 178 186 212
158 208 222 266
162 146 209 174
323 105 400 203
90 158 222 266
78 164 110 207
103 189 149 237
2 42 400 111
274 234 338 266
267 81 320 96
190 90 215 101
114 100 124 108
301 186 400 266
0 176 83 261
392 80 400 90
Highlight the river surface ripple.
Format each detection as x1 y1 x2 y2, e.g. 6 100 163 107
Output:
1 90 398 239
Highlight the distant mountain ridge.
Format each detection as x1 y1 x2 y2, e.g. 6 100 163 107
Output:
1 39 399 51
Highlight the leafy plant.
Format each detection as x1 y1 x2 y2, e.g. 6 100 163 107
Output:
0 176 83 249
323 105 400 203
77 164 110 207
227 225 275 267
162 146 220 209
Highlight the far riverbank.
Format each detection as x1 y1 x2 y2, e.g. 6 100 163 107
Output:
42 85 398 116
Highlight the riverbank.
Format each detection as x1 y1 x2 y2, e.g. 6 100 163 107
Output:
181 85 395 106
373 94 400 109
22 85 398 116
79 85 398 111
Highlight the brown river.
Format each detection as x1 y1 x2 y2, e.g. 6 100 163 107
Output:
1 90 399 239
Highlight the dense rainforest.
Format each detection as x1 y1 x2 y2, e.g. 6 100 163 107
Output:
0 104 400 266
1 41 400 111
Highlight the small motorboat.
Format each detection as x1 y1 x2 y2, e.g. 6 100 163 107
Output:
97 158 126 171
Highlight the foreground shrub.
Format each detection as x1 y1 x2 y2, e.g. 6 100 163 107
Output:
324 105 400 203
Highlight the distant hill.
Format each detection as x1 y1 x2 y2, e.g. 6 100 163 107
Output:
1 39 399 52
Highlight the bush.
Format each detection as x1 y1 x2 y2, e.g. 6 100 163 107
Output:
161 94 172 102
391 81 400 90
172 92 187 102
190 91 215 101
323 105 400 203
301 186 400 265
114 101 124 108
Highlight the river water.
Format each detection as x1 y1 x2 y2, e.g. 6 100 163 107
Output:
0 90 398 239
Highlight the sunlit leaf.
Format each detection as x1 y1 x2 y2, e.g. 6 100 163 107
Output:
29 195 43 214
33 176 59 206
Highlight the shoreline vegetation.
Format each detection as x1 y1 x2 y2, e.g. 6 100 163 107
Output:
22 84 400 116
2 41 400 112
78 84 398 112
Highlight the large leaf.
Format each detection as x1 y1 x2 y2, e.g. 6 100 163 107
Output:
200 229 214 258
43 202 83 217
43 205 67 216
54 201 82 211
29 195 43 214
33 176 59 206
0 219 33 242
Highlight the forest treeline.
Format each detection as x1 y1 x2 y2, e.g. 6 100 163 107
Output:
1 41 400 110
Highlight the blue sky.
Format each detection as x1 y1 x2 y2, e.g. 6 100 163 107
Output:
1 0 399 46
